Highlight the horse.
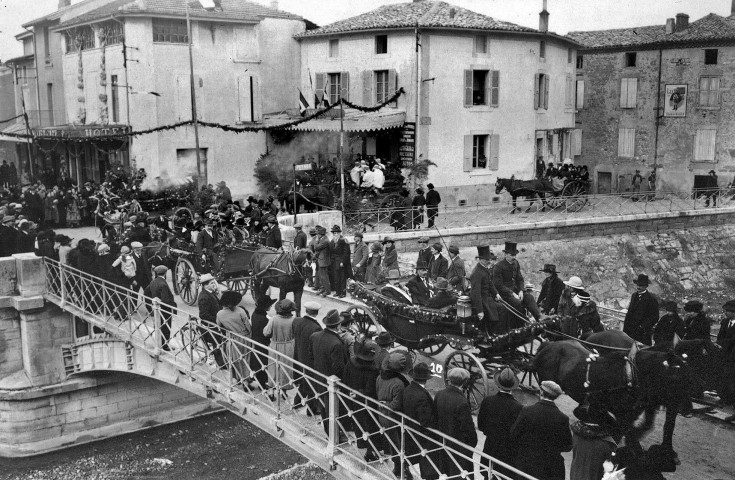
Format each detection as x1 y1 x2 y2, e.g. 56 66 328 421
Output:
249 248 312 315
280 185 335 214
533 338 692 459
495 177 553 213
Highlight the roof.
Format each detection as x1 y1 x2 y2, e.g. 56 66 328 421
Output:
295 1 537 39
55 0 302 30
23 0 102 27
0 122 31 144
4 54 34 65
569 13 735 51
264 109 406 133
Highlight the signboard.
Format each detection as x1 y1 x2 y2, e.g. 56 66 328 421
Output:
33 125 131 139
294 163 313 171
664 85 687 118
399 122 416 165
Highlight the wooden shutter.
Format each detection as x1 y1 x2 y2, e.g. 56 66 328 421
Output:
489 134 500 170
694 130 716 161
534 73 540 110
627 78 638 108
237 76 251 122
464 70 473 107
388 69 398 107
463 135 473 171
250 76 260 122
340 71 349 101
620 78 629 107
576 80 585 109
362 70 373 105
490 70 500 107
618 128 635 158
572 128 582 156
315 72 325 103
543 74 549 110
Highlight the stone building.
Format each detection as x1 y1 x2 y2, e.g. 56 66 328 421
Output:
290 0 579 206
570 8 735 194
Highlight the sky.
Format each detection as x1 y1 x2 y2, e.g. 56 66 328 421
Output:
0 0 732 61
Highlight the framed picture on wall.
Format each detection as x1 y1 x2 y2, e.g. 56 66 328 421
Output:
664 84 687 118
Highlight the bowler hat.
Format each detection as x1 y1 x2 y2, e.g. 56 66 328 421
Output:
494 367 519 391
564 276 584 289
503 241 519 255
540 264 558 274
427 183 434 189
199 273 216 284
684 300 703 312
633 274 650 286
431 242 443 252
220 290 243 307
331 225 342 233
540 380 564 399
709 170 716 175
410 362 432 381
275 299 296 315
323 309 341 327
381 237 394 244
448 244 459 255
247 196 256 203
339 311 353 323
355 340 379 362
435 277 450 290
375 332 395 346
476 245 495 261
723 300 735 312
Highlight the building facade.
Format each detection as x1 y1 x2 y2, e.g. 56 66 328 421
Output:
293 0 578 206
571 10 735 194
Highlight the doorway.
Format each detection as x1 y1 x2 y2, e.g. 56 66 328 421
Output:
597 172 612 194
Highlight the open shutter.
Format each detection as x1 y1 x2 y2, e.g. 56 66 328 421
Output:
464 70 473 106
617 129 625 157
388 69 398 107
463 135 473 171
576 80 585 109
534 73 540 110
237 76 252 122
251 76 260 122
712 77 721 105
490 70 499 107
572 128 582 156
362 70 373 106
315 72 325 103
627 78 638 108
489 134 500 170
543 75 549 110
340 71 349 101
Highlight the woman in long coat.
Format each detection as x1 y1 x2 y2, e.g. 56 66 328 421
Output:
250 296 276 391
365 242 383 284
341 339 380 461
381 238 399 275
217 291 252 386
263 299 296 390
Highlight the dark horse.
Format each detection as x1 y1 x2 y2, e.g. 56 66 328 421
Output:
249 248 312 315
280 185 335 214
495 176 553 213
534 336 692 458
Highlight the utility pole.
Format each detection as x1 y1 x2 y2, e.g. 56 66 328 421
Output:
186 4 204 187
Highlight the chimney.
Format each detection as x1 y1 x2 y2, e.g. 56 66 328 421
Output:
675 13 689 31
665 18 676 34
270 0 278 9
58 0 71 8
539 0 549 33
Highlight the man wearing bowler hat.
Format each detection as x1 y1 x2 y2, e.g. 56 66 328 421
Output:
406 260 432 307
416 236 432 269
398 362 438 480
470 246 501 334
537 264 565 315
425 183 441 228
292 301 323 413
196 219 218 272
329 225 351 298
493 241 541 322
146 265 176 351
293 223 308 250
428 242 449 281
478 367 523 480
623 273 659 345
434 368 477 477
313 225 331 297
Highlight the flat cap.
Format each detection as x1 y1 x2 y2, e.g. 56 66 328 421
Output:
540 380 564 399
447 367 470 384
304 301 321 313
154 265 168 274
131 241 144 249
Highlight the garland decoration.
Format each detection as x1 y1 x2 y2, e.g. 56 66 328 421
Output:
0 113 24 125
75 32 86 124
341 87 405 112
97 26 109 124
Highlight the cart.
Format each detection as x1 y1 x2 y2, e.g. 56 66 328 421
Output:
546 178 590 212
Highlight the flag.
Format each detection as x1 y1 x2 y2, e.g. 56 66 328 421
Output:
322 76 331 108
315 93 320 108
298 90 309 116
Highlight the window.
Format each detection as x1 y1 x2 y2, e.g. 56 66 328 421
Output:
474 35 487 54
576 54 584 69
576 80 585 109
539 41 546 59
111 75 119 123
704 49 718 65
43 27 50 58
65 27 95 53
625 52 637 67
565 76 574 108
237 76 260 122
699 77 721 107
99 21 124 46
568 48 573 64
375 70 389 104
534 73 549 110
473 135 488 168
463 134 500 171
694 130 716 161
329 39 339 58
152 19 188 43
618 128 635 158
463 69 499 107
46 83 54 126
620 78 638 108
375 35 387 54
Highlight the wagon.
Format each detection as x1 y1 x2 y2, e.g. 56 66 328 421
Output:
546 178 591 212
347 281 560 411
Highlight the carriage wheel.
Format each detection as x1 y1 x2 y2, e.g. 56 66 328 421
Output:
443 350 489 413
175 257 200 306
547 195 563 210
515 337 541 393
562 182 588 212
347 305 382 339
379 193 402 209
416 341 448 356
223 277 250 297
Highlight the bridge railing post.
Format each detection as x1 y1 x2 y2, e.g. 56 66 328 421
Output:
188 315 196 371
152 298 162 351
59 264 66 308
326 374 339 466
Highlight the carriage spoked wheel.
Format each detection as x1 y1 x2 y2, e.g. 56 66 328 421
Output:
443 350 489 413
416 340 449 356
515 337 542 393
223 277 250 297
546 194 564 211
346 305 383 339
561 181 588 212
174 257 200 306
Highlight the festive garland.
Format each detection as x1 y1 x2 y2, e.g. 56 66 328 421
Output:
0 113 24 125
480 317 560 354
341 87 405 112
349 280 457 324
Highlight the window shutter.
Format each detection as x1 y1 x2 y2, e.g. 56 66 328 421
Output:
534 73 540 110
464 70 473 107
176 74 191 121
543 74 549 110
618 128 635 158
463 135 473 171
620 78 629 108
340 71 349 101
251 76 260 122
237 76 251 122
576 80 585 109
627 78 638 108
489 134 500 170
712 77 721 105
572 128 582 156
315 72 325 103
490 70 500 107
362 70 373 106
388 69 398 107
694 130 716 161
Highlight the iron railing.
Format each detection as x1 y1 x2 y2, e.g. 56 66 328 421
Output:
42 258 538 480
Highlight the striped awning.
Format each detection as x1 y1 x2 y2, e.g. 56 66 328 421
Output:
0 122 31 144
265 109 406 133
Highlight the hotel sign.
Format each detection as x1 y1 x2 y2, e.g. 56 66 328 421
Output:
33 125 131 139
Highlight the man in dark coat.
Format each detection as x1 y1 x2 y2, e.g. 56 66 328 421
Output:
351 231 369 282
130 241 152 299
425 183 441 228
623 274 659 345
264 215 282 249
292 301 323 414
196 220 218 272
493 241 541 321
397 362 438 480
405 261 432 306
416 237 432 268
510 381 572 480
717 300 735 411
293 223 308 250
426 277 456 309
0 216 18 257
313 225 331 296
470 246 501 333
652 300 686 346
427 243 449 281
308 309 348 435
478 367 523 480
434 367 478 477
411 187 426 229
683 300 711 341
329 225 350 297
197 273 225 367
537 264 565 314
447 245 466 291
146 265 176 351
250 295 275 391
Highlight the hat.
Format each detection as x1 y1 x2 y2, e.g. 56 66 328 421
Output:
381 237 394 244
120 246 131 254
339 310 353 323
709 170 716 175
382 352 408 373
355 340 379 362
293 223 303 229
247 196 256 203
315 225 327 233
564 276 584 289
275 299 296 315
540 264 558 274
418 236 430 244
386 269 401 280
494 367 519 391
448 244 459 255
574 290 591 302
476 246 495 261
375 331 395 346
154 265 168 275
331 225 342 233
354 231 363 238
97 243 110 253
323 309 341 327
503 241 519 255
309 227 317 235
723 300 735 312
447 367 470 385
415 187 424 194
435 277 450 290
256 295 277 309
633 274 650 286
684 300 703 312
2 215 15 224
199 273 216 284
540 380 564 399
131 241 144 249
220 290 243 307
55 234 72 246
410 362 432 381
304 301 321 314
265 215 277 224
427 183 434 189
431 242 443 252
123 221 133 228
416 259 429 270
661 299 678 312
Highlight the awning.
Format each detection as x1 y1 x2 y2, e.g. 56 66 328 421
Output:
0 122 31 144
264 109 406 133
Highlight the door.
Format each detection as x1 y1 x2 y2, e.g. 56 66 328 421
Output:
597 172 612 194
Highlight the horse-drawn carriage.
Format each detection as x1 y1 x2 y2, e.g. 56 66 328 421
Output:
496 176 590 213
